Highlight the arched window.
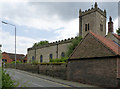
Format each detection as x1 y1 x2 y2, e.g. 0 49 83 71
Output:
40 55 43 63
61 52 65 58
49 54 53 59
32 56 34 62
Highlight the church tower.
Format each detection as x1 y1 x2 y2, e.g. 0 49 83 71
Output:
79 2 106 38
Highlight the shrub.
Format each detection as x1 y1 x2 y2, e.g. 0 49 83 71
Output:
50 57 68 63
2 69 16 88
10 60 22 64
33 40 49 47
67 36 82 57
116 28 120 35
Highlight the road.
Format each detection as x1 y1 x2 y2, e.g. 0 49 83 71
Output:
5 69 70 87
5 68 103 88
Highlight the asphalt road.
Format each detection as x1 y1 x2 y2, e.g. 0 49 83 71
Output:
5 68 71 87
5 68 103 89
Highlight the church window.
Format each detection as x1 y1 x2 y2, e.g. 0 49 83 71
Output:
32 56 34 62
61 52 65 58
49 54 53 59
100 24 103 31
85 24 87 31
40 55 43 63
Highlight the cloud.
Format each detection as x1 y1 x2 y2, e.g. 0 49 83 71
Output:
0 29 38 54
0 2 118 30
113 18 118 31
55 18 79 40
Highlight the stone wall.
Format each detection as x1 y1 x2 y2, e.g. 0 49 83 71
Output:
5 57 120 87
67 57 118 87
27 40 72 63
5 63 67 80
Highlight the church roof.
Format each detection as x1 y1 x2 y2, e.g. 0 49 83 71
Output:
69 31 120 60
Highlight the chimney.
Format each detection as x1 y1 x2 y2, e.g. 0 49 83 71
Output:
108 16 113 33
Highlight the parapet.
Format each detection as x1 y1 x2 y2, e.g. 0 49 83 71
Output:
79 2 106 18
27 37 78 51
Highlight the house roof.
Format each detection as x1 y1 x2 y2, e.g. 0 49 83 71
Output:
2 52 25 60
113 33 120 41
69 31 120 59
90 32 120 55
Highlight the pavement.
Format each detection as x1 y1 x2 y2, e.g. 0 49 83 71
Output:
5 68 104 88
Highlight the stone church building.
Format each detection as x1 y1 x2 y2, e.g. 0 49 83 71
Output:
27 2 119 63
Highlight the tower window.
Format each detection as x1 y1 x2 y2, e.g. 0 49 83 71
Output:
49 54 53 59
85 23 89 31
100 24 103 31
88 24 89 31
85 24 87 31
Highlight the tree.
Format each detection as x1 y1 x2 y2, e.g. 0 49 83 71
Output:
116 28 120 35
32 40 49 47
67 36 82 57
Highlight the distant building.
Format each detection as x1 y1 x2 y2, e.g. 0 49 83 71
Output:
2 52 25 63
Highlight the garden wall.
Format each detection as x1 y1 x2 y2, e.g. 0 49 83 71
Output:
5 63 67 80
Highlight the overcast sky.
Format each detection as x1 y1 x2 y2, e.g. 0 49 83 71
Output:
0 0 119 54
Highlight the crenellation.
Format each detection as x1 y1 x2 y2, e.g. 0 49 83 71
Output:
88 9 90 11
80 3 106 18
27 37 75 52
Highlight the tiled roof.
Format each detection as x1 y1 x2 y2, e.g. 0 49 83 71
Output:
113 33 120 41
2 52 25 60
90 32 120 55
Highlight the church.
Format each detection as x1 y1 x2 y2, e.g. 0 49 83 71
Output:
27 2 120 63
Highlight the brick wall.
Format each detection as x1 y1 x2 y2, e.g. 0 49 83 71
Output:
67 57 118 87
2 53 13 63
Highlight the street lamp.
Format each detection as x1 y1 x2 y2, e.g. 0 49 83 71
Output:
0 45 1 51
1 21 16 68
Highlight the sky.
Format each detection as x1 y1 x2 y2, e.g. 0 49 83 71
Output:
0 0 119 55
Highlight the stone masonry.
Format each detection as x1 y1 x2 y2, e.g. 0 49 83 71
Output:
27 39 73 63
